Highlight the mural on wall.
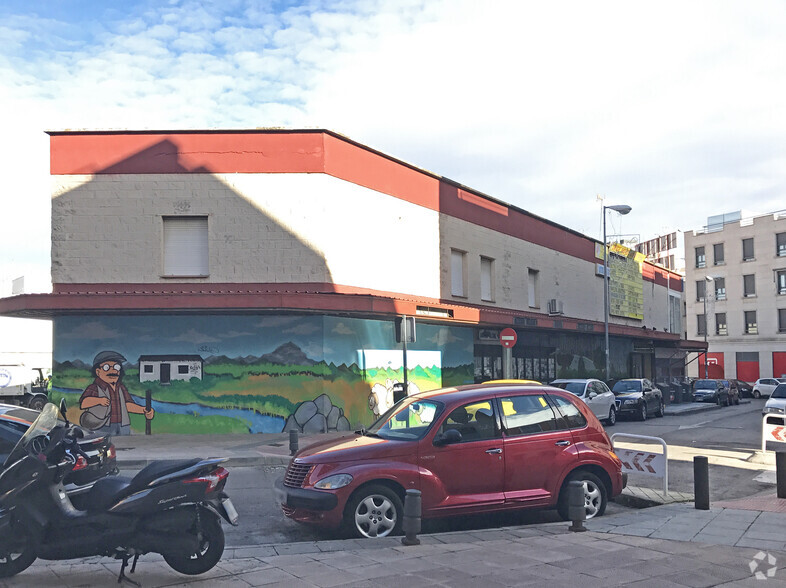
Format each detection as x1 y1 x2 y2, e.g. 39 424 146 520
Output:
79 350 155 435
361 350 441 417
52 315 474 435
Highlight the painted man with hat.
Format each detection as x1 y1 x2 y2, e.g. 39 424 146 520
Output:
79 350 155 435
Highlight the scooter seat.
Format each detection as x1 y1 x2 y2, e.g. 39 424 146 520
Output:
126 459 202 494
83 459 203 512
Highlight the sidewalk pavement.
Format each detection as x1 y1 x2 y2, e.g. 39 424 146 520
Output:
7 499 786 587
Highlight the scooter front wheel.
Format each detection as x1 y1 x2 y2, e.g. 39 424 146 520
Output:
0 522 36 578
163 511 224 575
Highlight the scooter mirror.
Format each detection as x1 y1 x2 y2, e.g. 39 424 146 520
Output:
59 398 69 424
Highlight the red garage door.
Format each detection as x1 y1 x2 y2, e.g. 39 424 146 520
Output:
699 352 724 379
774 352 786 379
736 352 760 383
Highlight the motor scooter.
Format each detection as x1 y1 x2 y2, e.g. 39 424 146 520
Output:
0 402 239 585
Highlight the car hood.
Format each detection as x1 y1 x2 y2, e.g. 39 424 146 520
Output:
294 433 415 464
615 392 643 400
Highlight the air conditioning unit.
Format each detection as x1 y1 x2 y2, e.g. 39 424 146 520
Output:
547 299 564 316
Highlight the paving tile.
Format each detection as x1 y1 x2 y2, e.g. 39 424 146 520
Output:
229 546 279 559
236 567 301 586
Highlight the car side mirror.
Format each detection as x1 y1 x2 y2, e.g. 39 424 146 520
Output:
434 428 462 446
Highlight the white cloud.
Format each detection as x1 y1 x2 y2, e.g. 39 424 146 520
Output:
3 0 786 357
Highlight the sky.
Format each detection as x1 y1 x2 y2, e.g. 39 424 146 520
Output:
2 0 786 357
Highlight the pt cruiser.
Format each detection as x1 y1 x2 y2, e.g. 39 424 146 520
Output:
276 383 626 538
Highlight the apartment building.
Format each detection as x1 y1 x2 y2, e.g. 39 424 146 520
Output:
684 211 786 380
0 129 692 434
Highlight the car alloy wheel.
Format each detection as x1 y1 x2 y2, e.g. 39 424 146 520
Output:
607 406 616 426
346 484 403 539
557 471 608 521
754 390 761 399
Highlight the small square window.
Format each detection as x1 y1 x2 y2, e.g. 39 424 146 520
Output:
143 365 153 373
779 309 786 333
451 249 467 297
480 256 494 302
777 232 786 257
742 238 754 261
697 314 706 336
744 310 757 334
695 246 706 268
163 216 208 277
178 365 189 375
743 274 756 297
713 243 724 265
715 313 727 335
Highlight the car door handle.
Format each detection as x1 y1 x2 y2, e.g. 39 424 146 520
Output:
485 448 502 454
555 440 571 446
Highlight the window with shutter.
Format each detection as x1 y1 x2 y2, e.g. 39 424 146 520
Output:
163 216 208 277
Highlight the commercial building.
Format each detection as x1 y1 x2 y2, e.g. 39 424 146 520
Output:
684 210 786 380
0 129 693 434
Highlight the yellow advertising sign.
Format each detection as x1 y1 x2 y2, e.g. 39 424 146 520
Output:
606 243 644 319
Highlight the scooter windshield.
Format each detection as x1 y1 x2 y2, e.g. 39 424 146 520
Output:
3 403 60 468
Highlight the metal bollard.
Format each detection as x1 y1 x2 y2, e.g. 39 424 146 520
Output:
289 429 299 456
401 489 422 546
694 455 710 510
567 481 587 532
777 452 786 499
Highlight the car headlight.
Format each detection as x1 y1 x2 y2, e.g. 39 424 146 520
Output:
764 407 785 414
623 399 638 405
313 473 354 489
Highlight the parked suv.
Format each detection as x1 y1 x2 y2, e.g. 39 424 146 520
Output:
692 379 730 405
276 383 625 538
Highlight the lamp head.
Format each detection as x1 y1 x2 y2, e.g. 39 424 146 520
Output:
605 204 632 215
705 276 714 282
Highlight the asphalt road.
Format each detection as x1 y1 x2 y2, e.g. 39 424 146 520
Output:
611 396 774 501
119 397 776 547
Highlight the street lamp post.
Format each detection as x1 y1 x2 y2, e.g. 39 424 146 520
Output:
703 275 713 378
603 204 632 382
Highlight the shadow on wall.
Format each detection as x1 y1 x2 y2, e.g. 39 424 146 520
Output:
50 137 366 435
52 138 335 287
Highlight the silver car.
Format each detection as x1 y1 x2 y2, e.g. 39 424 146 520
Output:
549 379 617 426
763 384 786 416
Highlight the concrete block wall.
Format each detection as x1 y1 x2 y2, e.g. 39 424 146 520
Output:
51 172 442 298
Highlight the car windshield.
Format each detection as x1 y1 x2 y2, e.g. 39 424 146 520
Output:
365 396 443 441
3 403 60 468
778 378 786 384
772 385 786 399
612 381 641 393
550 382 585 396
693 380 716 390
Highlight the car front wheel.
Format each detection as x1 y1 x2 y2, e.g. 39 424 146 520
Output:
345 484 403 539
606 406 616 426
557 471 608 521
639 402 647 421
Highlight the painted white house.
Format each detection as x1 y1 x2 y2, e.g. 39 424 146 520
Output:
138 354 203 384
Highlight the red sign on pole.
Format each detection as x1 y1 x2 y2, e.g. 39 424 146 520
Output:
500 328 517 348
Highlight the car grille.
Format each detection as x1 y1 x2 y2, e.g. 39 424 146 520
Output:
283 462 313 488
